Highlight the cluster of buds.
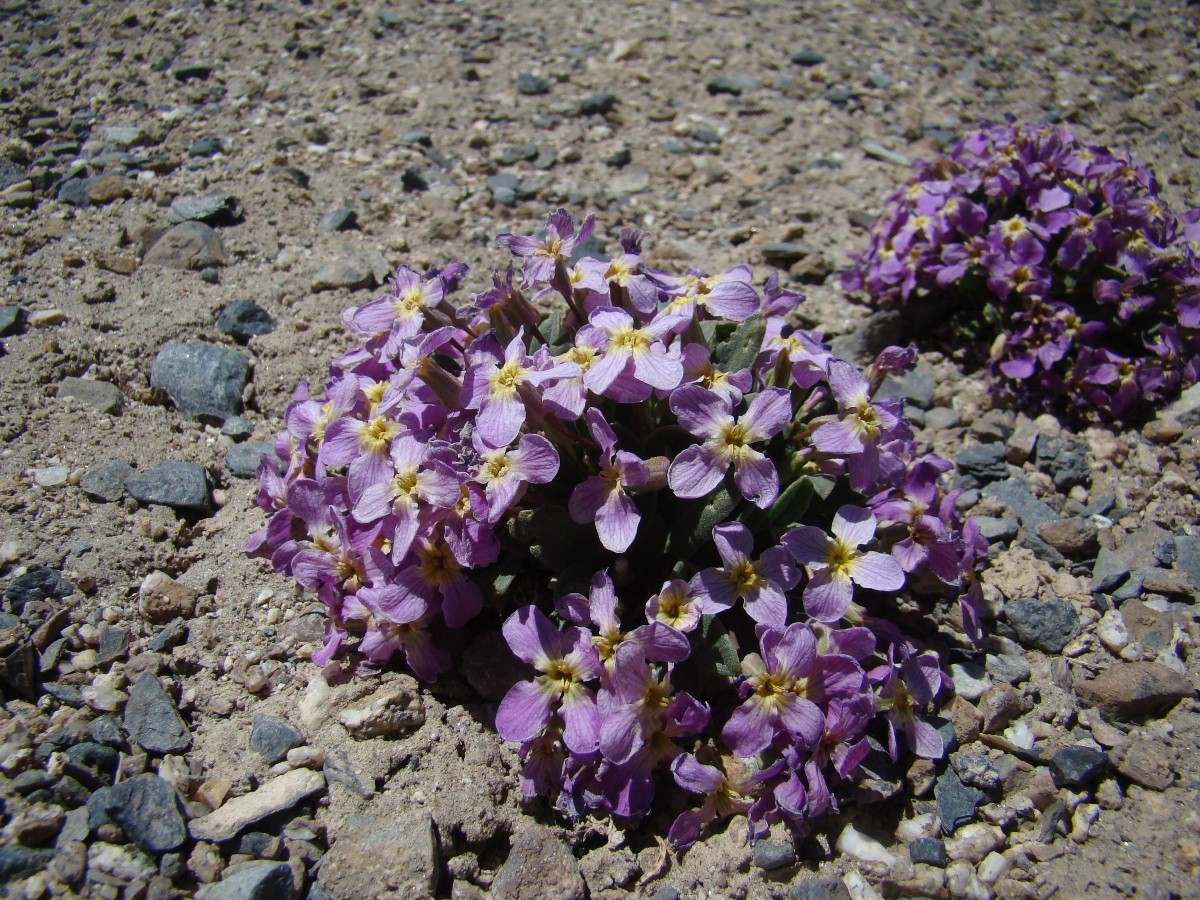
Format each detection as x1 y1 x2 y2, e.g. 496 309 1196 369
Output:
844 118 1200 421
248 210 986 842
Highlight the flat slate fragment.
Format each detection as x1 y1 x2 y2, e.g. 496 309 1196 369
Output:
125 672 191 754
151 343 248 422
935 768 984 835
125 462 212 513
80 459 134 502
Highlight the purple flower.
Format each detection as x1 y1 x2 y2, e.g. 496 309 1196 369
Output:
690 523 798 627
568 409 650 553
723 627 821 760
783 505 906 623
462 330 579 449
496 208 595 285
496 605 603 754
393 532 483 628
667 753 782 849
472 432 560 523
580 306 685 400
355 585 450 680
645 579 702 633
668 385 792 508
870 647 945 760
810 361 903 491
661 265 761 321
350 266 446 338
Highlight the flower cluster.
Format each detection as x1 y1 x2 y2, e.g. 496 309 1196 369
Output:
844 118 1200 422
249 209 985 844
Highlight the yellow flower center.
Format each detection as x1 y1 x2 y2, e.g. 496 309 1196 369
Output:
610 325 650 355
489 360 525 399
394 286 428 318
392 467 420 499
827 537 857 577
481 452 511 482
565 345 597 372
417 540 459 587
358 416 401 455
730 559 759 593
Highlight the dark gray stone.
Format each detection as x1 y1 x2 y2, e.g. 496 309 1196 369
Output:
80 459 134 503
516 72 550 95
1050 746 1109 788
879 369 936 409
604 147 631 168
194 862 297 900
168 189 242 225
311 250 391 292
57 176 100 207
828 310 904 363
0 846 56 881
221 416 254 440
791 877 850 900
579 92 617 115
981 478 1060 533
250 714 305 764
151 343 248 422
70 738 119 774
760 242 817 265
985 653 1030 684
935 768 983 835
1034 435 1090 491
400 168 428 191
173 62 214 81
125 462 212 513
319 208 357 232
124 672 192 754
402 130 432 147
1091 547 1132 593
957 443 1008 481
651 889 680 900
974 516 1019 543
908 837 948 867
500 143 538 165
1173 536 1200 591
0 305 25 336
226 442 278 478
218 301 275 342
105 774 187 853
1004 598 1080 653
189 137 225 158
96 625 130 666
790 48 826 66
707 74 759 95
3 567 75 613
752 839 796 870
323 749 374 798
86 716 124 747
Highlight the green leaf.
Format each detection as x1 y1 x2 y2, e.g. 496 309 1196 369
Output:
675 614 741 698
713 313 766 374
741 475 815 534
809 474 836 500
542 308 566 347
668 483 740 560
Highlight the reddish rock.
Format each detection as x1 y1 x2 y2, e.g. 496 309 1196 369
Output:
1075 662 1192 720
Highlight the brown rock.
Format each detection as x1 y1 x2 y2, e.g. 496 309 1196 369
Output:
318 809 437 899
88 175 135 205
946 694 982 745
143 221 228 270
1075 661 1192 720
1141 418 1183 443
1119 600 1177 654
1139 569 1192 596
1037 518 1100 558
94 252 138 276
979 683 1023 734
492 825 585 900
138 571 197 623
1113 738 1175 790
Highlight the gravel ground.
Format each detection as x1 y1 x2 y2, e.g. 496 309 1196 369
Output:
1 1 1199 898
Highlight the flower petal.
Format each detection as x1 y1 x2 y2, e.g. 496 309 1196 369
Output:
850 550 906 592
496 680 554 743
802 569 853 623
668 446 725 499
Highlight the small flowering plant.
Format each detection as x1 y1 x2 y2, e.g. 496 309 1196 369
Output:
249 210 985 845
844 118 1200 422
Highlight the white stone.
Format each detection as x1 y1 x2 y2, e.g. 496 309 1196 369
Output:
189 768 325 843
977 851 1011 885
1071 803 1099 843
895 814 939 843
842 870 885 900
1003 719 1035 750
949 663 990 701
299 671 332 729
33 465 69 488
88 842 155 881
1096 609 1129 653
836 824 897 867
945 823 1004 863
